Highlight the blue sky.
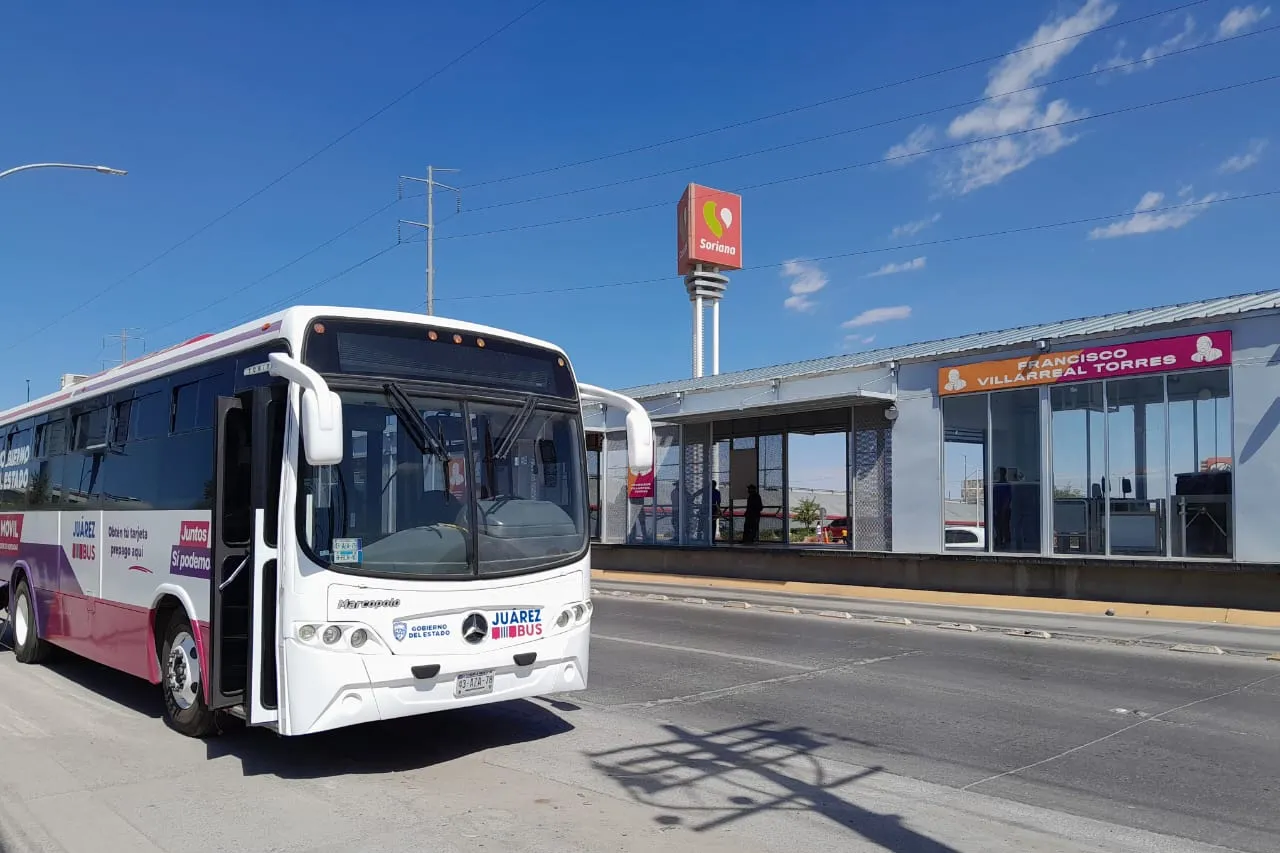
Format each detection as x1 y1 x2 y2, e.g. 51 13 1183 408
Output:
1 0 1277 409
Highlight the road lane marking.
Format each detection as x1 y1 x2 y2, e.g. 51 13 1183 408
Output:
962 670 1280 791
604 650 923 711
593 634 812 670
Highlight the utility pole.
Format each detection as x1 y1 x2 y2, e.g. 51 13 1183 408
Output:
398 167 460 315
103 328 144 366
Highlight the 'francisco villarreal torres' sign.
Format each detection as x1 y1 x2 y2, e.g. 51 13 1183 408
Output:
938 330 1232 396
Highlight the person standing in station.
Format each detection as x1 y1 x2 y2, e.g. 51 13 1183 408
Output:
743 483 763 544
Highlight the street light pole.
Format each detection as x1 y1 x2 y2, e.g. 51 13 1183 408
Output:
0 163 128 180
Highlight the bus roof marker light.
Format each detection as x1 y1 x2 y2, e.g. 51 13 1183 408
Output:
313 323 326 334
428 330 438 341
452 334 462 344
476 338 485 348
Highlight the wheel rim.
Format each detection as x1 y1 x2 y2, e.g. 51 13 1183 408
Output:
166 631 200 710
13 591 30 647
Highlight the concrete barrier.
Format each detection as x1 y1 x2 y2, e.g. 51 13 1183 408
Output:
590 545 1280 612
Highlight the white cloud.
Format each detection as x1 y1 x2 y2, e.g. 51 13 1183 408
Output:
781 259 829 312
1094 14 1200 75
1145 14 1199 59
903 0 1117 194
843 306 912 328
1088 189 1228 239
889 213 941 240
865 257 927 277
885 125 937 163
1218 138 1268 173
842 333 878 350
1217 4 1272 38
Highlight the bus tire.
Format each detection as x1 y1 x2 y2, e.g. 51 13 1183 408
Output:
160 613 219 738
10 578 52 665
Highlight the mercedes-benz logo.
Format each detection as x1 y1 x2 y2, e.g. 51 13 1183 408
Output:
461 612 488 645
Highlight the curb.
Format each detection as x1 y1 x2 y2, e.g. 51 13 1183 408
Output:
590 585 1280 661
1171 643 1225 656
590 570 1280 629
1006 628 1052 639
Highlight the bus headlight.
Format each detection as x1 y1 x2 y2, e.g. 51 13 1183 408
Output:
349 629 368 648
322 625 343 645
573 603 587 621
556 610 572 628
298 624 318 642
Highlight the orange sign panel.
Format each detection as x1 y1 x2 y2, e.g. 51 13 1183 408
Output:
677 183 742 275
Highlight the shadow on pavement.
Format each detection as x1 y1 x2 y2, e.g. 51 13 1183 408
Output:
207 697 574 778
587 719 960 853
0 617 164 720
1 616 574 778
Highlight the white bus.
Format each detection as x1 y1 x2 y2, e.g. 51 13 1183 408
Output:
0 307 652 737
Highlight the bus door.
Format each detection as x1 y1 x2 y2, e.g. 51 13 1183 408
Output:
207 385 286 725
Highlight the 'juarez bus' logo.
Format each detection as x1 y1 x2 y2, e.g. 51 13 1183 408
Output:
702 200 733 238
491 608 543 640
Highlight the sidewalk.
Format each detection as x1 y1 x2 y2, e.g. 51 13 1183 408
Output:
591 570 1280 658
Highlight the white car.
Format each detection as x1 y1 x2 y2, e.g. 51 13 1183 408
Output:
944 524 986 550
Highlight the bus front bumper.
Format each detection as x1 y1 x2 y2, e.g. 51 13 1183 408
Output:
280 627 589 735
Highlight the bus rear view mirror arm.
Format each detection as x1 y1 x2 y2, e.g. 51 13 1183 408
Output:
268 353 345 466
578 383 653 475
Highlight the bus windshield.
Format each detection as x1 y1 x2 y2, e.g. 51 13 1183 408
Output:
297 387 587 579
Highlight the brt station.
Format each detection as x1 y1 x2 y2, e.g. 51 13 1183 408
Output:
583 290 1280 611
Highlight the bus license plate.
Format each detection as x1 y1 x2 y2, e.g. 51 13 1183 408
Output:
455 669 494 698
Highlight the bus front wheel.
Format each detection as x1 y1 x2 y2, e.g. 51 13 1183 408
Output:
10 578 51 664
160 614 219 738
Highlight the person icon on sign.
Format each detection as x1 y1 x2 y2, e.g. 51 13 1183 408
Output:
944 369 967 392
1190 335 1223 363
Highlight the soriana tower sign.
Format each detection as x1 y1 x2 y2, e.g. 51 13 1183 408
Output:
938 331 1232 396
677 183 742 275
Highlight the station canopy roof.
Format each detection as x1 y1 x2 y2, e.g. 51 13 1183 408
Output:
621 288 1280 400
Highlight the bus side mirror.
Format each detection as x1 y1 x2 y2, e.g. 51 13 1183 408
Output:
267 352 345 467
578 382 654 477
625 408 653 475
301 388 344 467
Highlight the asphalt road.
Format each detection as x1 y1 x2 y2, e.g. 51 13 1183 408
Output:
2 592 1278 853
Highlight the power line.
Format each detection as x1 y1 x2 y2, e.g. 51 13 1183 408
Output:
435 71 1280 242
122 16 1280 345
72 5 1265 351
240 243 405 323
461 24 1278 215
65 3 1252 361
140 242 406 355
461 0 1216 190
434 189 1280 303
0 0 551 355
131 63 1280 344
145 199 402 341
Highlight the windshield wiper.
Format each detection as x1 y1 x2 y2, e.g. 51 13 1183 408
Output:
383 382 448 460
491 396 537 460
